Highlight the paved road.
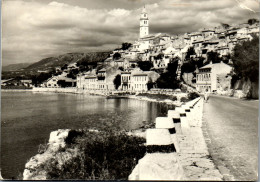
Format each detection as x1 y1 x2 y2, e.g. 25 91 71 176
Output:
202 95 258 181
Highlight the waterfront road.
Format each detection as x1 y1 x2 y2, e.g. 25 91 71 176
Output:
202 95 258 181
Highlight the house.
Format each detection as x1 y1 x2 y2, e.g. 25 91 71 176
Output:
45 76 60 88
20 80 32 87
97 68 106 90
45 73 76 88
85 75 97 90
121 71 131 90
1 78 16 86
196 62 232 92
202 29 215 38
130 69 160 91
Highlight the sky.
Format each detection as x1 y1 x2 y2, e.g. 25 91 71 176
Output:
2 0 259 66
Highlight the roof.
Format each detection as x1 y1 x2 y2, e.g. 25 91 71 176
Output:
202 28 215 32
121 71 131 74
203 37 219 44
199 64 213 69
1 78 15 83
85 76 97 79
190 32 202 36
199 62 232 70
192 36 204 43
98 68 106 72
132 73 148 76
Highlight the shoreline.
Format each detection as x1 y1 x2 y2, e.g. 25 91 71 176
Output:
2 87 185 106
21 97 223 180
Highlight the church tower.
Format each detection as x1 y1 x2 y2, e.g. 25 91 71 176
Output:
140 6 149 38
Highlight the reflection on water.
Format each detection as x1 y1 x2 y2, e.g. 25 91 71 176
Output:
1 91 174 179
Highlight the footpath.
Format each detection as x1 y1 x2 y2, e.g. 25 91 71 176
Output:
129 97 223 180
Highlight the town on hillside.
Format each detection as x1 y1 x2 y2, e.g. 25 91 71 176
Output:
3 6 259 97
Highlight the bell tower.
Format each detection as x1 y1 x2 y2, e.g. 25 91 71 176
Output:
140 6 149 38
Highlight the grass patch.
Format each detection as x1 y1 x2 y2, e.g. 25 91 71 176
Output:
137 93 177 101
43 129 146 180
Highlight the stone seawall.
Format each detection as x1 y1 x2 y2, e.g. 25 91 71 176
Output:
32 87 78 93
128 97 223 180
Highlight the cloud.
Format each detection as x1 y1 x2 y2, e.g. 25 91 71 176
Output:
2 0 259 66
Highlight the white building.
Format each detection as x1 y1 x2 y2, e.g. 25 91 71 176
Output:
130 69 160 91
196 62 232 92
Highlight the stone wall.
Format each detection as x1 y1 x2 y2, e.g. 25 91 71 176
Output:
129 97 223 180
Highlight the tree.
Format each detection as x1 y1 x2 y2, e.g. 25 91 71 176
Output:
248 18 259 25
154 53 164 60
147 81 155 90
57 80 66 87
181 59 196 73
231 34 259 82
121 42 132 50
185 47 196 60
156 60 180 89
196 57 205 68
61 64 68 71
207 51 221 64
113 74 121 90
113 53 121 60
221 23 230 29
118 67 124 71
137 61 153 71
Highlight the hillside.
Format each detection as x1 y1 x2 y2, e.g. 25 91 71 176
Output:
1 51 111 80
24 52 111 71
2 63 31 72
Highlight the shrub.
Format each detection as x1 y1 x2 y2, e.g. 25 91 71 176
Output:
180 97 189 102
44 130 146 180
188 92 200 100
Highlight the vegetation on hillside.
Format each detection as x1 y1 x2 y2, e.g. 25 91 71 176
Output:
2 63 31 72
231 34 259 82
137 61 153 71
156 59 180 89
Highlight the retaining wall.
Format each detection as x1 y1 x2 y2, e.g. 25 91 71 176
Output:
128 97 223 180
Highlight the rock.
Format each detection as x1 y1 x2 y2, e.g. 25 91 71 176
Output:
23 129 71 180
48 129 70 152
128 153 185 180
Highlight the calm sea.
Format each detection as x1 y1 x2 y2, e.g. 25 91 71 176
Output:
1 91 174 179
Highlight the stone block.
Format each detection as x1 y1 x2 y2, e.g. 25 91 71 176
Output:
128 153 185 180
168 110 180 119
155 117 175 129
146 129 172 146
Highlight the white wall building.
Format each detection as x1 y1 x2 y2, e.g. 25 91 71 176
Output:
196 62 232 92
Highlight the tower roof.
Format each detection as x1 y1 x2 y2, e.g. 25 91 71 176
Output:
142 6 147 13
